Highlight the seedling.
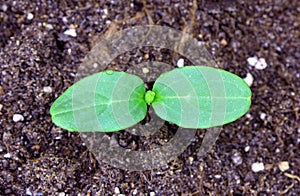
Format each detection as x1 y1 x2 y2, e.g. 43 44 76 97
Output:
50 66 251 132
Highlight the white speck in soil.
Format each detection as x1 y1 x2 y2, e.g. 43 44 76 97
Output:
244 146 250 152
214 174 221 179
0 104 3 111
62 17 68 23
255 58 267 70
1 4 8 12
188 156 194 163
247 56 268 70
132 189 137 195
102 8 108 19
177 58 184 68
4 153 11 159
114 187 120 194
44 23 54 30
64 28 77 37
232 152 243 165
150 192 155 196
247 56 258 66
27 13 34 20
260 112 266 120
43 86 52 93
93 63 99 68
142 67 150 74
243 73 254 87
246 113 252 118
251 162 264 172
26 188 32 196
13 114 24 122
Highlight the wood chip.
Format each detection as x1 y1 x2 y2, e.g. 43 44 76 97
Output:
278 161 289 172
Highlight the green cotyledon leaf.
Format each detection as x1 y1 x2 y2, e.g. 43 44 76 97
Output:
151 66 252 129
50 70 147 132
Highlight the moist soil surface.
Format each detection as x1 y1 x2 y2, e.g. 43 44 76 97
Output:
0 0 299 195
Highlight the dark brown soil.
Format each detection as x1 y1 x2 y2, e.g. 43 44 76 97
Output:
0 0 299 195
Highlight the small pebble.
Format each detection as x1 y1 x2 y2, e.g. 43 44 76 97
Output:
142 67 150 74
1 4 8 12
177 58 184 68
251 162 264 172
102 8 108 19
220 39 227 46
45 23 54 30
260 113 266 120
246 113 251 118
232 152 243 165
214 174 221 179
244 146 250 152
27 13 34 20
0 104 3 111
93 63 99 68
255 58 267 70
62 17 68 23
4 153 11 158
132 189 137 195
247 56 258 66
26 188 32 196
64 28 77 37
278 161 289 172
58 193 65 196
114 187 120 194
43 86 52 93
150 192 155 196
13 114 24 122
103 8 108 15
243 73 254 87
247 56 268 70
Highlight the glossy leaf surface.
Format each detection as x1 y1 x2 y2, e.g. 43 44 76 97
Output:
151 66 252 128
50 71 147 132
